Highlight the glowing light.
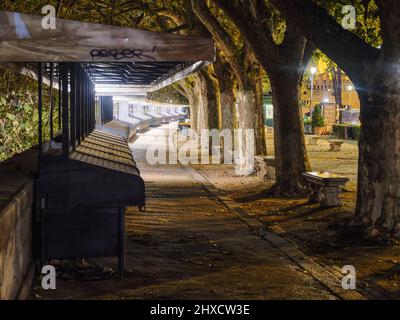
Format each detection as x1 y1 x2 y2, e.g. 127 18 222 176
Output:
311 67 317 75
323 98 329 103
347 85 353 91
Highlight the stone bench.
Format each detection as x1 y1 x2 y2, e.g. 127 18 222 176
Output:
329 140 344 151
303 171 349 207
255 156 275 181
308 136 319 146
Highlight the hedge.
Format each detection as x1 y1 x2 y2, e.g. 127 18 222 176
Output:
332 124 361 140
311 105 325 128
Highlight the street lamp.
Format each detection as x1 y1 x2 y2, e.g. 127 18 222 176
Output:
310 66 317 108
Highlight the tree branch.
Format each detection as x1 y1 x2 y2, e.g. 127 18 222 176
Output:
269 0 380 82
172 83 187 98
166 24 188 33
300 41 316 79
214 0 279 70
56 0 63 17
191 0 244 79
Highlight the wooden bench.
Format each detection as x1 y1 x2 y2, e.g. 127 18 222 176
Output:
303 171 349 207
308 136 319 146
255 156 275 181
329 140 344 151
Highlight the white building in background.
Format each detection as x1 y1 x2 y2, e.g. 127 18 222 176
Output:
263 95 273 127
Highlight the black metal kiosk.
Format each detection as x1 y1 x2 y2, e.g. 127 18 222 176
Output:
36 63 147 276
0 10 214 277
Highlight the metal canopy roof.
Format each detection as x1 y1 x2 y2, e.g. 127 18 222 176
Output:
85 61 192 85
40 60 203 90
0 11 214 90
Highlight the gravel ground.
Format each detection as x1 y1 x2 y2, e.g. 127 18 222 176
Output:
33 125 337 300
193 133 400 299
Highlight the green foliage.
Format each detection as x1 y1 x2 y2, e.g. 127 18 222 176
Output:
0 69 58 162
303 114 311 126
332 124 360 140
304 0 382 81
147 84 188 105
311 104 325 128
263 75 271 93
319 0 382 48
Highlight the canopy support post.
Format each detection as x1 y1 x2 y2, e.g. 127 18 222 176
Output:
58 68 61 131
61 63 70 161
49 63 54 140
76 64 82 144
70 63 77 150
37 62 43 167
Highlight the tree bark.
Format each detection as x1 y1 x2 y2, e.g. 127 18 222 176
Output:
252 64 267 156
236 89 256 175
240 51 267 157
270 0 400 237
191 0 267 171
215 0 311 193
214 52 236 131
199 69 220 131
180 77 199 132
270 70 311 195
354 59 400 237
182 69 220 149
195 76 208 133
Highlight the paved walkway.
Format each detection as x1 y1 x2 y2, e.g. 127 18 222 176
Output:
35 123 336 300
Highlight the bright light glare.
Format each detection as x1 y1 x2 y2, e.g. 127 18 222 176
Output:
311 67 317 75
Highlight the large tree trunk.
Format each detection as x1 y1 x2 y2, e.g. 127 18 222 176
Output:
242 52 267 157
196 79 208 133
236 88 257 175
184 74 208 134
180 77 199 132
214 53 236 131
210 0 312 192
190 0 267 166
270 71 311 195
253 72 267 156
266 0 400 237
187 92 198 132
234 75 266 175
220 85 236 130
353 61 400 238
349 2 400 238
199 69 220 131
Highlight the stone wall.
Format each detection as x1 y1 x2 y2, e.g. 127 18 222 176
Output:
0 180 34 300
